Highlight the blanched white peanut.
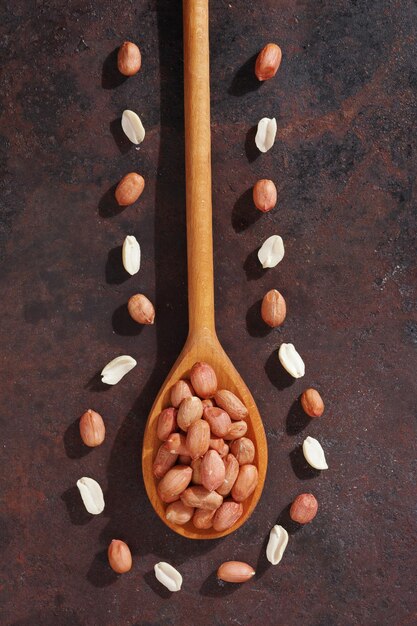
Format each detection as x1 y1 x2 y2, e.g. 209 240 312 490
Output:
278 343 305 378
302 436 328 470
122 235 141 275
255 117 277 152
121 110 145 145
101 355 137 385
258 235 285 269
266 525 288 565
154 562 182 592
76 477 105 515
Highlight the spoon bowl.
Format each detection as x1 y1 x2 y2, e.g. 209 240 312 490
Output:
142 330 267 539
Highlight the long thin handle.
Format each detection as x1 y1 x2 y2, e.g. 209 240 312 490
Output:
183 0 215 337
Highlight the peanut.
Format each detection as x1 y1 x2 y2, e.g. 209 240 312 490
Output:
231 464 258 502
166 433 190 456
108 539 132 574
214 390 248 421
165 501 194 525
231 437 255 465
177 396 203 431
115 172 145 206
191 457 203 484
156 407 177 441
301 388 324 417
153 442 178 479
290 493 318 524
201 450 226 492
203 407 232 438
217 561 255 583
117 41 141 76
217 454 239 497
180 486 223 510
209 438 229 457
224 420 247 440
157 465 193 503
261 289 286 327
170 379 194 408
253 179 277 213
186 419 210 459
127 293 155 324
255 43 282 81
190 362 217 398
213 501 243 532
79 409 105 447
192 508 216 529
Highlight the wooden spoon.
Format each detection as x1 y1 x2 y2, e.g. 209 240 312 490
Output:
142 0 267 539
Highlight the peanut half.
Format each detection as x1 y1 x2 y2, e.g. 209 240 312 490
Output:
122 235 141 276
101 354 137 385
154 562 182 592
266 525 288 566
302 436 328 470
258 235 285 269
255 117 277 152
121 110 145 145
77 477 105 515
278 343 305 378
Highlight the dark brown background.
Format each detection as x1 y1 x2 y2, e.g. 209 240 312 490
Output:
0 1 416 624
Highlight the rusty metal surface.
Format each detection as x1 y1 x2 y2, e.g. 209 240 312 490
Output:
0 0 416 624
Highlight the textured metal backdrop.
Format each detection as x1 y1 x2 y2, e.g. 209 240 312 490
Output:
0 1 416 624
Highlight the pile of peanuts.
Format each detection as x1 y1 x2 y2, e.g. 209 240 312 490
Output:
152 362 258 532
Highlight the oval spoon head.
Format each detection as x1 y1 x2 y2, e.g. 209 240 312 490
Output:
142 332 268 539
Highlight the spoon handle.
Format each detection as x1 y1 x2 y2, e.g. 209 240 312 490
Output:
183 0 215 338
